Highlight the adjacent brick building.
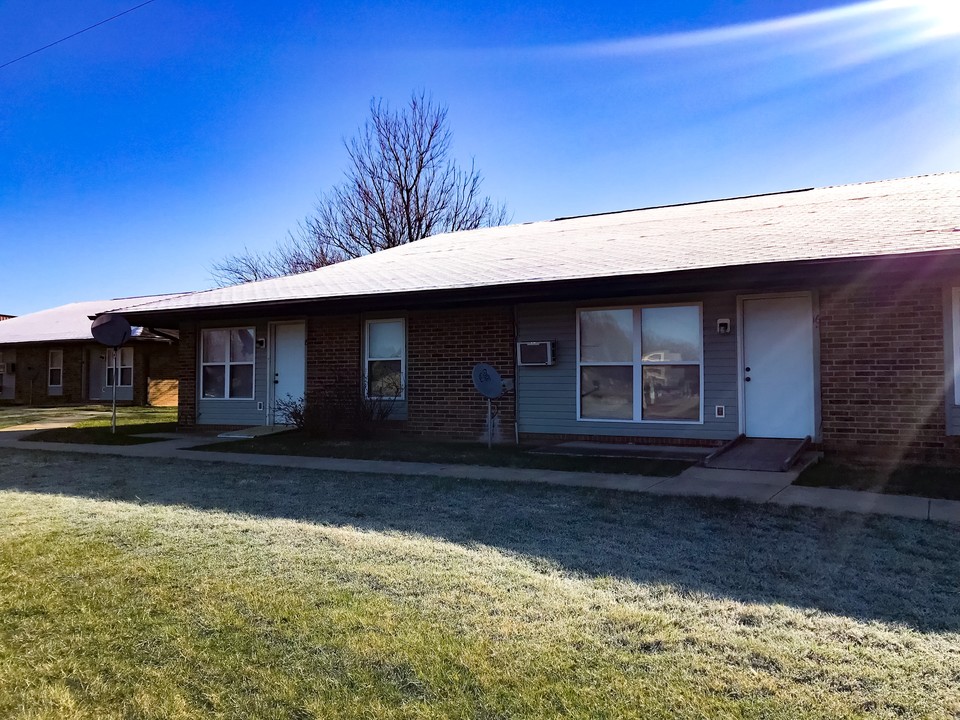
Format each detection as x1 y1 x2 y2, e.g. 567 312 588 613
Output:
0 298 179 407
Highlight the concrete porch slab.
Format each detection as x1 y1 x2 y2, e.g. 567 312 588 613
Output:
770 485 931 520
929 498 960 523
217 425 294 439
702 437 808 472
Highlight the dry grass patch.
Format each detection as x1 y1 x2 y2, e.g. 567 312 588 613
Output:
0 448 958 719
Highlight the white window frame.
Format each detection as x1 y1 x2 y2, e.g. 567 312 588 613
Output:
48 349 63 388
200 327 256 400
104 347 134 388
952 288 960 406
364 318 406 400
576 303 704 424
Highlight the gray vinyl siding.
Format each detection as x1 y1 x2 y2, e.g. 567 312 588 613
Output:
943 286 960 436
86 346 133 402
197 319 269 426
516 292 740 441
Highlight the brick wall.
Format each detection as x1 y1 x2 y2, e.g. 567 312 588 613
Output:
301 307 516 441
305 314 362 397
12 344 85 404
818 281 959 462
405 306 515 440
177 324 197 428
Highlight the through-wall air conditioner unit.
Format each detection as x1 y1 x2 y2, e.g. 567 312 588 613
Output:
517 341 555 367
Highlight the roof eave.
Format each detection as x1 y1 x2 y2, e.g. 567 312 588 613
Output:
113 249 960 325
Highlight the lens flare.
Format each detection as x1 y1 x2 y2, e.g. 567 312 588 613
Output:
916 0 960 37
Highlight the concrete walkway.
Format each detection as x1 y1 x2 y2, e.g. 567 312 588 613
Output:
0 431 957 523
0 412 112 434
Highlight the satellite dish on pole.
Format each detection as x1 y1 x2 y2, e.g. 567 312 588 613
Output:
472 363 504 400
90 314 132 435
91 314 132 348
472 363 505 449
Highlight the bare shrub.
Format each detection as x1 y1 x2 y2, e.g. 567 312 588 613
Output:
273 375 402 439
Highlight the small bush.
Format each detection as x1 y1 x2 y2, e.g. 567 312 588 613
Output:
274 375 400 440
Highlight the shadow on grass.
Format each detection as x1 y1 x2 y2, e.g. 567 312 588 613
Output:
1 448 958 632
194 433 693 476
20 422 176 446
797 460 960 501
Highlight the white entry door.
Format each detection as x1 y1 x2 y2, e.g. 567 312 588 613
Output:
272 323 306 424
741 294 816 439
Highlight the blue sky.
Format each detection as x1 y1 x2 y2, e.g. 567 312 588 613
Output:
1 0 958 315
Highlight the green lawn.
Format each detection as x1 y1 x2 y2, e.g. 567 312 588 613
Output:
1 449 958 719
197 431 692 476
797 459 960 501
20 407 178 445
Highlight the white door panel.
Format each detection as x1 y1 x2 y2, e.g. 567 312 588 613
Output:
742 295 815 438
272 323 306 424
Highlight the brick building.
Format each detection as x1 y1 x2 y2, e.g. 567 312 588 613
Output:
0 298 179 407
112 173 960 462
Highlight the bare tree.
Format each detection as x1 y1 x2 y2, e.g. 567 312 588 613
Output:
211 92 507 286
209 246 288 288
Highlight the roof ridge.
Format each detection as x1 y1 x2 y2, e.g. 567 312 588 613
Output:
818 171 959 190
552 186 814 222
552 171 960 223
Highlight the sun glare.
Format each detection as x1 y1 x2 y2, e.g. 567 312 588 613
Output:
915 0 960 37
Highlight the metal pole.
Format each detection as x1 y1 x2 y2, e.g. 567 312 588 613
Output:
487 398 492 449
111 347 118 434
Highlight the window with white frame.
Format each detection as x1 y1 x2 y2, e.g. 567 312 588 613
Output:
953 289 960 406
201 328 255 399
104 347 134 387
578 304 703 422
365 319 405 398
48 349 63 388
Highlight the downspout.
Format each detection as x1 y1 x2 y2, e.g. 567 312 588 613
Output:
513 303 520 446
80 348 87 401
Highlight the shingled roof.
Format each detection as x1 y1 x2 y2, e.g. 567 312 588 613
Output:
113 172 960 316
0 296 178 345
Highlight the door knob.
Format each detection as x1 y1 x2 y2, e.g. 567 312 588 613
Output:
745 377 751 382
745 367 751 372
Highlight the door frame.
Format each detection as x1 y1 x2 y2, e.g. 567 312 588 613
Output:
736 291 821 441
267 320 307 426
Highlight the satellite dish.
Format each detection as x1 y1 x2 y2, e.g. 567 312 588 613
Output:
91 314 132 348
472 363 504 399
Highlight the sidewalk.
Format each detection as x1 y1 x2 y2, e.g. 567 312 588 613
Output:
1 431 958 523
